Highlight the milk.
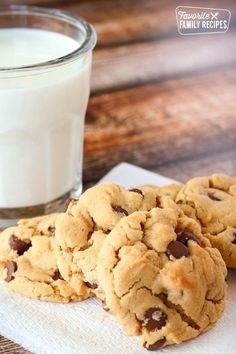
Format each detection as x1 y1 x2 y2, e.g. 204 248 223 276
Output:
0 29 91 208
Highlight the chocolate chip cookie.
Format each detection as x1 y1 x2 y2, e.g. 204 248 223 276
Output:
0 214 80 302
176 174 236 268
97 207 227 350
54 183 179 300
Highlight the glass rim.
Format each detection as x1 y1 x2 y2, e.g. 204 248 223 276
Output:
0 5 97 72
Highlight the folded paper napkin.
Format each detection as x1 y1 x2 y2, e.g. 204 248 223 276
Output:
0 163 235 354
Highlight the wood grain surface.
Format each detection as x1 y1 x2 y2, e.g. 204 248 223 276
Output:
1 0 236 352
84 68 236 183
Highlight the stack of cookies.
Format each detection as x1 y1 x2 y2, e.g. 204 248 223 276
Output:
1 173 235 351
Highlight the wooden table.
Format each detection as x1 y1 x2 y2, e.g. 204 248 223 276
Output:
1 0 236 352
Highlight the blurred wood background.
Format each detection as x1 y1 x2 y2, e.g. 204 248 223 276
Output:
1 0 236 352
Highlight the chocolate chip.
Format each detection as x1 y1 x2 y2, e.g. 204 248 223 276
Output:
156 196 162 208
9 235 31 256
85 281 98 289
232 233 236 244
144 338 166 351
158 291 168 300
5 261 17 282
208 193 222 201
129 188 143 196
167 240 189 259
176 200 183 204
52 270 63 281
142 307 167 331
48 226 55 234
178 230 200 246
112 206 128 216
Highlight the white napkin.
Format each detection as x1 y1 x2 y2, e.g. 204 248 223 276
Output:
0 162 235 354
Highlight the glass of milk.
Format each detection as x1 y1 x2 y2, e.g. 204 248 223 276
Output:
0 5 96 227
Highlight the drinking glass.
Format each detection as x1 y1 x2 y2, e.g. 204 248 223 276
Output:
0 5 96 228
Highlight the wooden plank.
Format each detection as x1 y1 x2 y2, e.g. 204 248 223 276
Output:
2 0 236 46
0 0 66 4
83 68 236 183
82 148 236 190
151 149 236 184
92 32 236 92
0 336 30 354
58 0 236 46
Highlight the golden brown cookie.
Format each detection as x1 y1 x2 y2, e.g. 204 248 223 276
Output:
54 183 179 300
176 174 236 268
0 214 80 302
97 207 227 350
